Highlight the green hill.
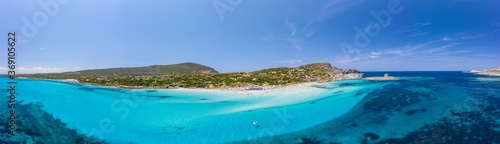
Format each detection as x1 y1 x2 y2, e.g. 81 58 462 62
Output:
19 62 363 88
65 62 219 75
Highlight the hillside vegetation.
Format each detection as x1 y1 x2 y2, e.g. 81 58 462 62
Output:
19 62 363 89
66 62 218 75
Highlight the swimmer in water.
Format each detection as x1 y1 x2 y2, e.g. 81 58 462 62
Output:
253 120 258 125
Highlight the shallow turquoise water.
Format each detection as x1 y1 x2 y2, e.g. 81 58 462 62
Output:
1 72 499 143
1 77 385 143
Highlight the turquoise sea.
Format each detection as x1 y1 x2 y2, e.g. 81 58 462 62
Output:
1 72 499 143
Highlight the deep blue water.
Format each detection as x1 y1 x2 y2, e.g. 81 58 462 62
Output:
244 72 500 143
1 72 499 143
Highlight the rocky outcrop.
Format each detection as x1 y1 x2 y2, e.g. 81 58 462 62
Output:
340 69 364 79
298 63 337 72
470 67 500 76
298 63 363 82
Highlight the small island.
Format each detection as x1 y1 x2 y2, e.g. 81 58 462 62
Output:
470 67 500 76
18 62 364 90
365 73 398 81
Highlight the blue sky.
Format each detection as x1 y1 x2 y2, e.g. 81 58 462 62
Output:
1 0 499 73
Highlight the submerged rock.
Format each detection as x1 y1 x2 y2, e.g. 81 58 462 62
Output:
298 137 322 144
364 132 380 140
405 109 427 116
0 102 108 143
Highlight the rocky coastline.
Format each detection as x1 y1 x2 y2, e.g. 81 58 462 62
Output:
470 67 500 76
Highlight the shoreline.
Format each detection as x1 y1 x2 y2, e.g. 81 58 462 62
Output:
364 76 399 81
470 67 500 76
17 77 81 83
25 77 338 94
60 79 80 83
472 72 500 76
173 82 324 96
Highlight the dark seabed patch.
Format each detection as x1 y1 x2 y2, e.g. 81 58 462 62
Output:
405 109 427 116
364 132 380 141
363 81 433 113
78 86 124 93
200 98 208 100
355 89 370 96
146 90 158 93
378 84 500 143
350 123 358 127
379 111 500 143
338 82 357 87
149 96 172 99
235 72 500 144
59 81 83 86
332 91 344 95
0 102 108 143
311 85 338 90
297 137 322 144
137 95 173 99
78 87 95 91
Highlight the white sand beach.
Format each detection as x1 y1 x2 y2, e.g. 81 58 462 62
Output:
153 81 366 115
173 82 325 96
61 79 80 83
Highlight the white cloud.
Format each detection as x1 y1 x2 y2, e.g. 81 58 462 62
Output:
285 19 302 50
305 28 319 37
335 36 468 65
435 49 474 56
285 20 297 37
370 52 382 55
494 29 500 34
34 67 57 70
282 1 366 50
426 43 460 53
421 22 432 26
261 33 274 42
368 52 382 58
460 34 483 40
275 59 303 65
392 22 432 35
288 38 301 50
301 0 365 37
349 37 468 63
408 32 429 37
440 34 483 42
442 37 450 41
0 67 64 74
337 56 361 64
386 40 444 56
285 20 302 50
